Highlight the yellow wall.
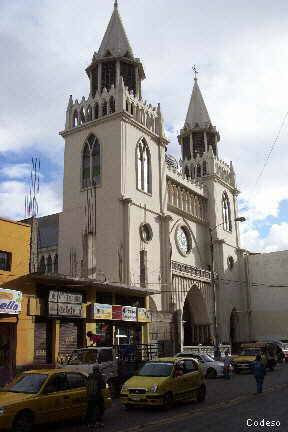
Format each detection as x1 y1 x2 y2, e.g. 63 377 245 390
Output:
0 218 35 367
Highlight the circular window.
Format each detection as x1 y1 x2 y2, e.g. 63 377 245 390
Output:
227 256 234 270
140 223 153 243
176 225 192 256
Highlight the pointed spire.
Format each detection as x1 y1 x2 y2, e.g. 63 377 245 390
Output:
98 2 134 58
185 75 211 129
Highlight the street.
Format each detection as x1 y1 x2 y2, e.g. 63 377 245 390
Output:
44 363 288 432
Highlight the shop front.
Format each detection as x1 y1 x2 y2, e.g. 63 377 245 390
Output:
0 288 22 386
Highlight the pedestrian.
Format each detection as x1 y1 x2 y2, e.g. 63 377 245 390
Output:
253 354 266 394
223 350 231 379
86 365 106 429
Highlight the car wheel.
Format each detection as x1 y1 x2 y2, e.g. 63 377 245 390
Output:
197 384 206 403
206 368 217 379
163 392 174 409
13 411 34 432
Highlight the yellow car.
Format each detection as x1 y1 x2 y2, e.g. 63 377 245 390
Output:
0 369 111 432
120 357 206 408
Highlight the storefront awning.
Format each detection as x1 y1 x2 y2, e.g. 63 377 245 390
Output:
28 273 157 297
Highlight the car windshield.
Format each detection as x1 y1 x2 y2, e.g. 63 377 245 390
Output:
240 349 259 356
201 354 215 362
5 374 48 394
68 350 99 365
138 362 173 377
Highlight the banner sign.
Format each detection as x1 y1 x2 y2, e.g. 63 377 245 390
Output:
0 288 22 315
92 303 112 320
137 308 152 323
112 305 123 321
122 306 137 322
48 290 83 318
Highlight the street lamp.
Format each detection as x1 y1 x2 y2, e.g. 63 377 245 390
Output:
209 216 246 359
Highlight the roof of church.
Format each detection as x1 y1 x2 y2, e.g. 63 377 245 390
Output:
185 78 211 128
97 1 134 58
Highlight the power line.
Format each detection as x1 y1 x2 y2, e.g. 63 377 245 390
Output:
254 110 288 189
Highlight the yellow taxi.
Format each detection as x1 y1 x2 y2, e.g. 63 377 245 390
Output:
231 342 277 373
120 357 206 408
0 369 111 432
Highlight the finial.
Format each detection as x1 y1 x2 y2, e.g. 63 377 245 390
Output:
114 0 118 8
193 64 198 81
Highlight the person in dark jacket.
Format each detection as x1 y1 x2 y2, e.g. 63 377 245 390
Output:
253 353 266 394
86 365 106 428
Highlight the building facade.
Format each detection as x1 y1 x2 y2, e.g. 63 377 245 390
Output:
33 2 247 352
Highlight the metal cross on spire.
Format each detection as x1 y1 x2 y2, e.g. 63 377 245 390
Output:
193 64 198 80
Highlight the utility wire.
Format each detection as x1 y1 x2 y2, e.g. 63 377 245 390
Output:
254 111 288 189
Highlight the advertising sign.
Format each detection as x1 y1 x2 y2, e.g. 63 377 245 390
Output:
92 303 112 320
137 308 152 323
48 290 83 318
112 305 123 321
122 306 137 322
0 288 22 315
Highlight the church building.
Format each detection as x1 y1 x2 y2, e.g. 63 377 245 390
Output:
34 1 251 353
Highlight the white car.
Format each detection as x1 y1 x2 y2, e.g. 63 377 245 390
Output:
176 352 227 378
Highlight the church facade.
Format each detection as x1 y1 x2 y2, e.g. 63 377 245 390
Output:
36 2 251 351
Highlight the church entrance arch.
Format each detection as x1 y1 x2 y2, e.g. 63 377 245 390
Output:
182 285 211 346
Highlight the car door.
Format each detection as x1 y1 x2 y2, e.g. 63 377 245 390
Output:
37 373 71 423
181 360 201 399
66 372 88 419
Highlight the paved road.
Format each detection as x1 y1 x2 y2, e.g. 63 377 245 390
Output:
48 363 288 432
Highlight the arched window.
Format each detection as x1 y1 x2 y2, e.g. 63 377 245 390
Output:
94 103 99 119
82 142 91 188
82 134 101 188
203 161 207 176
46 255 52 273
79 107 85 125
102 100 108 116
73 111 79 127
196 164 201 177
136 139 151 194
109 96 115 114
126 99 129 112
86 105 92 122
53 254 58 273
39 256 46 273
222 192 232 232
184 166 190 178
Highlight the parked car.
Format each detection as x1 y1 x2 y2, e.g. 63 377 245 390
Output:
63 347 118 384
120 357 206 408
176 352 228 378
0 369 111 432
279 339 288 362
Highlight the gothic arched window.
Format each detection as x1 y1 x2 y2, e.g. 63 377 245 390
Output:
53 254 58 273
136 139 151 194
73 111 79 127
102 100 108 116
46 255 52 273
82 135 101 188
184 166 190 178
86 105 92 122
196 164 201 177
109 96 115 114
203 161 207 176
222 192 232 232
94 103 99 119
39 256 46 273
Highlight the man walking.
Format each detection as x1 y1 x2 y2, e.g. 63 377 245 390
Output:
253 354 266 394
86 365 106 429
223 350 231 379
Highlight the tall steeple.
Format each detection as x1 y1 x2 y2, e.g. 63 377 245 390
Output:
185 78 211 129
98 1 134 58
178 72 220 170
86 1 145 98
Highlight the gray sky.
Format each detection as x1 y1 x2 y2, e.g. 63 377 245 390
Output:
1 0 288 252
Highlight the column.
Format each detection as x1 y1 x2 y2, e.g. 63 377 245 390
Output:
51 319 60 366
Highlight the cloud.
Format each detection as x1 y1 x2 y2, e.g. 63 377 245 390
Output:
0 0 288 252
0 179 62 220
240 222 288 253
0 163 31 179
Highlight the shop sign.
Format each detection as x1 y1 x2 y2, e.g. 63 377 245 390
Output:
122 306 137 322
112 305 123 320
137 308 152 323
0 288 22 315
48 290 83 318
92 303 112 320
